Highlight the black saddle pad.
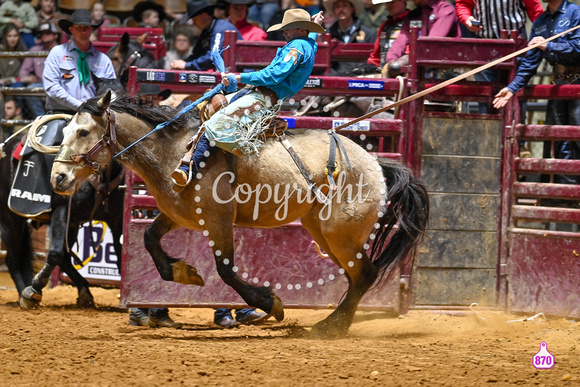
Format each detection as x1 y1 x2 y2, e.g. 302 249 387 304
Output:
8 118 68 218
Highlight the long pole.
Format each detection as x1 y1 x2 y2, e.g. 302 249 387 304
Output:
333 24 580 133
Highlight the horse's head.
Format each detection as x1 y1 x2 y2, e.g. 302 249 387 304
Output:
51 91 114 195
106 32 158 86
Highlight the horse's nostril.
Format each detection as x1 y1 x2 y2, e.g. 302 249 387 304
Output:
56 173 66 186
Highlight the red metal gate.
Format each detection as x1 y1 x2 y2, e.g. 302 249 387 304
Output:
499 84 580 318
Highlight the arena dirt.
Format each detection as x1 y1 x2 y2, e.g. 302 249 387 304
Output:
0 279 577 386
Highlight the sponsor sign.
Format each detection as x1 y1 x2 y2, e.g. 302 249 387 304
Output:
332 119 371 131
137 71 217 84
347 80 384 90
283 118 296 128
304 78 322 88
64 221 121 282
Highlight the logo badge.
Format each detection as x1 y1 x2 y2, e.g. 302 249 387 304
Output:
533 342 554 369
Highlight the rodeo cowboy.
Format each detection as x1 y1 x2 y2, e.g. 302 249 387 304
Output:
43 9 116 114
171 8 326 188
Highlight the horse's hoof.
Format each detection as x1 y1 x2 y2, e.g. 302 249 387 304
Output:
171 261 205 286
268 294 284 322
76 287 95 308
20 286 42 310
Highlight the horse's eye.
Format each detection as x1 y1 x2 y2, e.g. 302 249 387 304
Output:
78 129 90 137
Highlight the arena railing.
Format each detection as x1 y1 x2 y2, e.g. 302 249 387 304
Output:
505 83 580 233
0 51 49 129
498 83 580 318
126 66 409 161
222 31 374 75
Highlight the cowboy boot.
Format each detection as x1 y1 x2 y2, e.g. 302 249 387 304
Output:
148 308 183 328
128 308 149 326
171 135 212 188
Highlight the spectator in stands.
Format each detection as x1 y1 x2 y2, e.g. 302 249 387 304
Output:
456 0 543 113
456 0 543 44
2 96 24 137
36 0 67 26
227 0 268 41
42 9 116 114
248 0 281 30
18 22 59 119
493 0 580 185
161 27 194 70
214 0 229 20
293 0 322 17
171 0 241 71
384 0 461 77
0 23 26 87
90 1 110 42
133 1 166 29
359 0 389 34
0 0 38 48
365 0 408 74
323 0 375 76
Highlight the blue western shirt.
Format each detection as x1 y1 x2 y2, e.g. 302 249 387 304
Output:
508 0 580 93
43 41 116 112
240 34 318 100
185 19 242 71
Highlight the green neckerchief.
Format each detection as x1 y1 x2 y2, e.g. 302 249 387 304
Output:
73 48 91 85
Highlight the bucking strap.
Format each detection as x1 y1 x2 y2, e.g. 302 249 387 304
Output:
326 130 352 189
278 134 330 205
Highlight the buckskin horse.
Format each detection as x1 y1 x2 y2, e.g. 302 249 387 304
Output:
51 92 429 337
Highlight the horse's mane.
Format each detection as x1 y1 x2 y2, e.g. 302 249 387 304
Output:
79 94 197 130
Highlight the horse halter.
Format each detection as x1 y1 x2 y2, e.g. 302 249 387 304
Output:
64 109 117 173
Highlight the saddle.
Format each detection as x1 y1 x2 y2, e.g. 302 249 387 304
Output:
8 117 69 218
198 92 288 141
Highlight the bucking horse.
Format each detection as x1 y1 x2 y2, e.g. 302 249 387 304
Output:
50 91 429 337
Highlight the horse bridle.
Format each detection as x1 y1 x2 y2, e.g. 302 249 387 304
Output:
67 109 118 173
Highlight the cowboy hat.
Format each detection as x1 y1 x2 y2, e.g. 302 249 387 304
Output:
323 0 364 18
371 0 395 3
267 9 326 33
133 1 167 23
37 22 59 38
58 9 103 35
139 83 172 101
181 0 216 24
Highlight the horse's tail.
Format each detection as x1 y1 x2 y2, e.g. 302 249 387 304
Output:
370 159 429 282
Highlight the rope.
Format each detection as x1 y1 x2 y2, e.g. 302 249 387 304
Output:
0 114 71 159
332 23 580 133
114 46 237 159
27 114 73 154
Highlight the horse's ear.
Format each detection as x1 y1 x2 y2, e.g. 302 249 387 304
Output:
136 32 148 46
120 32 130 49
97 90 112 111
